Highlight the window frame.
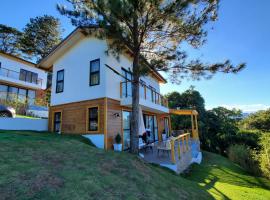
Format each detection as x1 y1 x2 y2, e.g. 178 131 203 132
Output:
121 68 133 98
89 59 100 86
56 69 64 93
86 105 100 133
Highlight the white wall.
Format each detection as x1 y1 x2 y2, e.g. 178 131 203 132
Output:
0 118 48 131
51 37 107 106
83 134 104 149
51 36 162 107
0 54 47 90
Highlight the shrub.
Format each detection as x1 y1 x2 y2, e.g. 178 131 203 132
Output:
259 134 270 179
228 144 260 175
115 133 121 144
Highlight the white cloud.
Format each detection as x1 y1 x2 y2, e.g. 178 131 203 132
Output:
207 104 270 113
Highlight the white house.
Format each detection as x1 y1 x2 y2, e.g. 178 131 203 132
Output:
0 52 48 116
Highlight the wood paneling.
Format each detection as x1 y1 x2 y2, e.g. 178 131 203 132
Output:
49 97 171 150
49 98 105 134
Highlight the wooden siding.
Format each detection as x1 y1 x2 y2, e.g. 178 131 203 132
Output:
49 97 171 150
49 98 105 134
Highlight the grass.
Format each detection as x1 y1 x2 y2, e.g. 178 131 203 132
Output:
15 114 40 119
185 152 270 200
0 130 269 200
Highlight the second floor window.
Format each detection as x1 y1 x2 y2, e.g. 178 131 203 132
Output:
19 69 38 84
90 59 100 86
56 70 64 93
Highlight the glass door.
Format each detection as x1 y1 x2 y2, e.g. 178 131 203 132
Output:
143 114 158 143
164 117 170 137
122 111 131 150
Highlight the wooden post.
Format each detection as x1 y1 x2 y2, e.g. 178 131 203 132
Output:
177 138 181 159
195 115 199 139
186 135 189 151
181 137 185 153
191 114 195 138
170 139 176 163
104 98 108 150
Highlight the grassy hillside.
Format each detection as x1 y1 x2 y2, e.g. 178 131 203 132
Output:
185 152 270 200
0 130 269 200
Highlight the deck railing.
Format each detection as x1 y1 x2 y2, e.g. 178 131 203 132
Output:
0 67 43 87
120 80 168 108
170 133 191 164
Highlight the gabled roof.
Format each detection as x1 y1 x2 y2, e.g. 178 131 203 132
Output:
0 51 36 67
38 27 167 83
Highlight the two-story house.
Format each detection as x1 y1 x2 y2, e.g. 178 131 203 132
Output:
0 52 48 113
38 27 172 149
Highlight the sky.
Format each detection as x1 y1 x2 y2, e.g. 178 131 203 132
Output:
0 0 269 112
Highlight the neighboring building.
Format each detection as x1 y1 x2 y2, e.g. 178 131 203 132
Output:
0 52 48 116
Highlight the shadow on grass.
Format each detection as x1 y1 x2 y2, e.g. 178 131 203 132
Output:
182 151 270 199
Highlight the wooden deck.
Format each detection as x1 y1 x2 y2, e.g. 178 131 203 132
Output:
139 139 200 173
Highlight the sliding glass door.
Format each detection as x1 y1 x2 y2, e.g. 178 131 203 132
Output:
143 114 158 143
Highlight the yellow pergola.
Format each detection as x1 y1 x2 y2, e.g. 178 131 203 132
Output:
169 109 199 140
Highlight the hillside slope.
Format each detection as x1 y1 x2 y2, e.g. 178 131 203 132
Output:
185 152 270 200
0 131 269 200
0 131 211 200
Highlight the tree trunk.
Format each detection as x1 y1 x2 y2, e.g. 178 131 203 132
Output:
130 52 140 154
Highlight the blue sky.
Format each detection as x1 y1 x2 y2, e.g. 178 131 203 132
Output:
1 0 269 112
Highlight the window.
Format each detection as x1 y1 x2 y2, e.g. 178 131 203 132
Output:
88 107 99 131
0 84 35 104
56 70 64 93
121 68 132 97
0 84 8 100
27 90 36 105
90 59 100 86
18 88 27 103
7 87 18 101
53 112 62 132
19 69 38 84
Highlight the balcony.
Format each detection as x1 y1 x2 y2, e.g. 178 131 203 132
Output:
0 67 43 89
120 81 169 113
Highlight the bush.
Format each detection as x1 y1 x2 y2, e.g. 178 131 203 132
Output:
115 133 121 144
228 144 260 175
259 134 270 179
233 129 262 149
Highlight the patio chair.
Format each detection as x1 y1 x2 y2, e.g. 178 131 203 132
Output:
157 140 171 157
139 138 146 150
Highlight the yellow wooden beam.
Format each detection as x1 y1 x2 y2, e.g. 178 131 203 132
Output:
169 109 198 116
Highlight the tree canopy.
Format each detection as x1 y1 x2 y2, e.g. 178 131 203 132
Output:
240 109 270 132
0 24 22 56
20 15 62 61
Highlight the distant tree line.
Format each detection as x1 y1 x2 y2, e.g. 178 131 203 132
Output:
166 88 270 179
0 15 62 61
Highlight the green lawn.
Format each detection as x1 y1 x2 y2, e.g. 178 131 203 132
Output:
185 152 270 200
0 130 269 200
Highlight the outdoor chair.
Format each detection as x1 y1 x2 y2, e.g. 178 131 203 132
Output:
157 139 171 157
139 138 146 150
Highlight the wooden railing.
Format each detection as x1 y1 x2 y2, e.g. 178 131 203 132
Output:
170 133 191 164
0 67 43 87
120 80 168 108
